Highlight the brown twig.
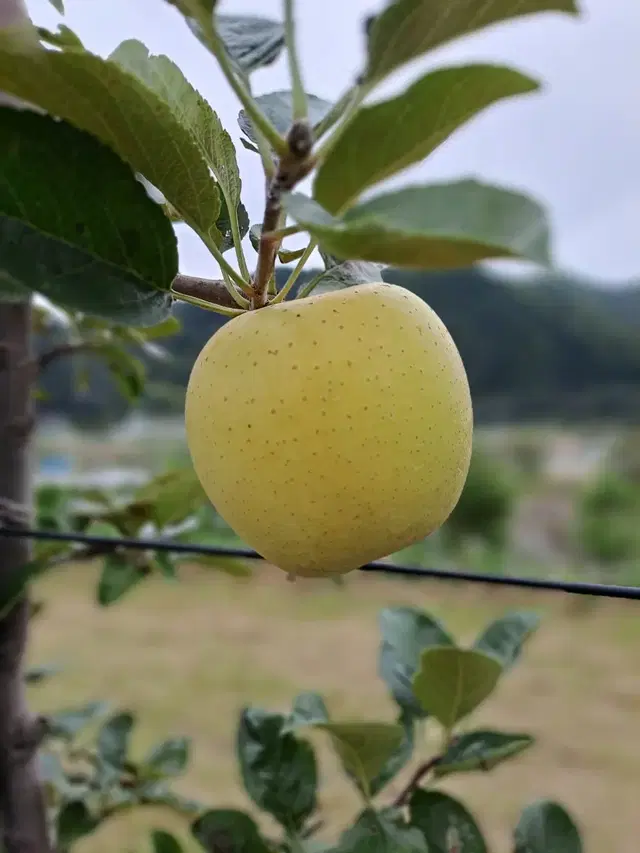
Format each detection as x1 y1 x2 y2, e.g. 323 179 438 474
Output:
37 342 99 372
392 756 442 809
251 121 315 309
171 274 246 309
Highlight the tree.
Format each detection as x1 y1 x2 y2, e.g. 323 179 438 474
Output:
0 0 585 850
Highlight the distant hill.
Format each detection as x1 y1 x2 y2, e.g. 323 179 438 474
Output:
37 265 640 427
383 267 640 421
560 278 640 333
509 271 640 331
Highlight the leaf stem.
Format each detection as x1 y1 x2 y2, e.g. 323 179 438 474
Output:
171 290 245 318
295 266 326 300
207 25 287 157
227 200 251 281
313 85 359 140
171 275 248 317
270 240 317 304
196 228 252 298
284 0 307 121
264 223 303 241
392 754 442 808
255 128 277 180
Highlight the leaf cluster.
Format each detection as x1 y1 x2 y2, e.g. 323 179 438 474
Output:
29 606 583 852
26 668 203 852
0 465 252 618
0 0 580 322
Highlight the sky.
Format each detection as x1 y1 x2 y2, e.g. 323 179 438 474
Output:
23 0 640 286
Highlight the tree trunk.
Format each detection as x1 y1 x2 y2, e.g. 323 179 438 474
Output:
0 2 55 848
0 301 51 852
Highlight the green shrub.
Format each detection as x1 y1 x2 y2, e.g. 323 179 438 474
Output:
578 473 640 565
509 435 545 479
609 430 640 484
441 450 517 554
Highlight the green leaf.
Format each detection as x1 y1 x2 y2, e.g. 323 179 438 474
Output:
154 551 178 581
278 246 306 263
240 137 259 154
217 15 285 74
249 224 262 253
284 692 411 799
238 91 333 145
84 520 121 539
37 24 84 50
57 801 99 848
24 662 63 685
315 64 538 214
310 260 386 296
46 701 111 740
474 610 541 670
514 800 583 853
151 830 184 853
0 34 222 249
217 197 250 253
378 606 454 718
285 180 551 270
336 809 428 852
0 107 176 326
164 0 217 33
163 2 218 57
137 781 204 815
47 0 65 12
236 708 317 830
314 722 405 798
97 554 145 607
97 711 135 768
410 790 488 853
319 247 341 270
144 736 190 778
140 315 181 339
287 692 330 729
35 483 70 530
99 345 146 401
412 647 502 727
110 39 242 233
131 467 206 529
0 543 71 618
364 0 579 84
368 710 415 797
191 810 271 853
435 729 534 778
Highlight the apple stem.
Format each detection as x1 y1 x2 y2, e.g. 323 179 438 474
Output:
251 122 316 309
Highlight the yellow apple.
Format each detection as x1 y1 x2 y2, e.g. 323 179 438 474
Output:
185 282 473 578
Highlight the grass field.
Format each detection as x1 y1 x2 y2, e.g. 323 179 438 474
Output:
29 562 640 853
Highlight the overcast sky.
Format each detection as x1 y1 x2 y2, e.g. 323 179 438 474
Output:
25 0 640 286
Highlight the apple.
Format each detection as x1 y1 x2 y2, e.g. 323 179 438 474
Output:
185 282 472 578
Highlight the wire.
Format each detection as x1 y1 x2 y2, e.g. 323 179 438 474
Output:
1 525 640 600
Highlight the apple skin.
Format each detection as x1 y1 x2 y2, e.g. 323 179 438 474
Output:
185 282 473 578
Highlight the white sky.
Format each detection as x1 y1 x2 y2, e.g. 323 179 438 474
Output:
23 0 640 286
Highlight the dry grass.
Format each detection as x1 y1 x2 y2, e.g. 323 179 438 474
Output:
29 564 640 853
